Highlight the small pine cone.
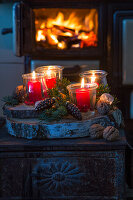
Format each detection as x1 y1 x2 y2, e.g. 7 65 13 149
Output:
35 97 56 111
103 126 120 141
96 100 110 115
66 101 82 120
13 85 26 103
89 124 104 139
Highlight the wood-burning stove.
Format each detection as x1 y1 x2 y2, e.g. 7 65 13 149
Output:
13 1 104 60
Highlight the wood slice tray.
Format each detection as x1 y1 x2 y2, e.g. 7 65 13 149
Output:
3 104 38 119
4 104 124 139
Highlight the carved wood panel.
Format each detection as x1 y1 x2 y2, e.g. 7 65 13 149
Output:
0 151 125 200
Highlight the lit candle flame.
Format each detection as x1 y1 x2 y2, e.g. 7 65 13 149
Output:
47 67 51 78
32 71 36 80
91 72 96 83
81 78 85 88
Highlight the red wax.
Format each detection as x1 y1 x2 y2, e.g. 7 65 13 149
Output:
45 77 56 89
76 88 90 112
28 80 42 103
96 82 99 87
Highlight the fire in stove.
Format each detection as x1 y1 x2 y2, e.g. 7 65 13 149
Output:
34 8 98 49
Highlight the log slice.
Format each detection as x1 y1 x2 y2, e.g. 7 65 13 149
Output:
3 104 123 139
3 104 39 119
6 112 117 139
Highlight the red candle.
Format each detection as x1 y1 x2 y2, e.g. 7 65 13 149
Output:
76 88 90 112
45 77 56 89
28 71 42 103
45 69 56 89
76 78 90 112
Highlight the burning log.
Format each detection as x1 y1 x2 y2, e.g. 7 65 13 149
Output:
57 35 71 42
53 25 75 35
80 31 97 48
79 28 94 34
66 37 81 49
36 24 97 49
53 25 93 35
57 35 81 49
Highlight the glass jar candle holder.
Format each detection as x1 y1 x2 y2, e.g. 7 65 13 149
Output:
67 83 98 112
22 71 45 104
80 70 108 86
35 65 64 89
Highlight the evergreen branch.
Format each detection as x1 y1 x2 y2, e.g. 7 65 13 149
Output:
1 96 19 106
39 106 68 122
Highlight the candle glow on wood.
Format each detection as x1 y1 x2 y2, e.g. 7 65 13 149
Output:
76 78 90 112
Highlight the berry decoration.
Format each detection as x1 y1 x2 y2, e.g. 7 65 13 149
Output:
66 101 82 120
35 97 56 111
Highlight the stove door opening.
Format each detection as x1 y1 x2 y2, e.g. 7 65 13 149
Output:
34 8 98 50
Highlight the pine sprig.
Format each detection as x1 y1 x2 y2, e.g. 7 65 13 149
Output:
96 84 110 100
111 96 120 108
39 106 68 122
56 77 71 93
48 78 70 106
38 78 71 122
2 96 19 106
96 84 120 108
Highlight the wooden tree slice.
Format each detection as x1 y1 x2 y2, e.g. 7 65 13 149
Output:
6 112 116 139
3 104 39 119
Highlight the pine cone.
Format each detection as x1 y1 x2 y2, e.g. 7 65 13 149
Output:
96 100 110 115
35 98 56 111
13 85 26 103
66 101 82 120
103 126 120 141
89 124 104 139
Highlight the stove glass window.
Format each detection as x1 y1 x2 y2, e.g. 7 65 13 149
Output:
34 8 98 49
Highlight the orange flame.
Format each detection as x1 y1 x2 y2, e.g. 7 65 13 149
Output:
91 72 96 83
81 78 85 88
35 9 98 48
58 41 66 49
36 30 46 41
32 71 36 80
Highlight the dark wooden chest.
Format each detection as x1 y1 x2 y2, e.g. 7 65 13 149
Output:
0 126 127 200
